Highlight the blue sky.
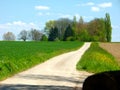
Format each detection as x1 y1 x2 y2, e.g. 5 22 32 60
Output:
0 0 120 42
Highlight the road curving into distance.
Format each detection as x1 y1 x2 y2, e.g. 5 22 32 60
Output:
0 42 92 90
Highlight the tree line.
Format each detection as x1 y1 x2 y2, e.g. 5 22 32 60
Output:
45 13 112 42
3 29 47 41
3 13 112 42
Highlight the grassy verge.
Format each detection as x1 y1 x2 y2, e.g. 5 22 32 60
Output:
0 41 84 80
77 42 120 73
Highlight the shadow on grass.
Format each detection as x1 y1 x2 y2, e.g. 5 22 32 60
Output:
0 84 82 90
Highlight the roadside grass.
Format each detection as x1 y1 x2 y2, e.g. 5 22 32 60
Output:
77 42 120 73
0 41 84 80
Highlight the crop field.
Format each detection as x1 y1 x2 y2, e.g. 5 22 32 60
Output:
100 43 120 64
77 42 120 73
0 41 84 80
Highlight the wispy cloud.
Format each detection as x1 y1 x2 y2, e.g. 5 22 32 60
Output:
35 6 50 10
77 2 112 12
82 2 95 6
76 2 94 6
0 21 39 34
38 12 51 16
92 2 112 12
98 2 112 8
91 7 100 12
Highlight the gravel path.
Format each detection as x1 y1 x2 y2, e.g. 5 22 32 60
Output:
0 43 92 90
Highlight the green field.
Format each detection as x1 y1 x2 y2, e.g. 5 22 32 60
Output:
77 42 120 73
0 41 83 80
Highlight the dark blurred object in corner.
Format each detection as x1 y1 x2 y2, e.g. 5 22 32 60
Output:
83 70 120 90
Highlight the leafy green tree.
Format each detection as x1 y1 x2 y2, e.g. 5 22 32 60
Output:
72 16 77 39
99 18 106 42
41 34 48 41
105 13 112 42
44 20 55 36
75 16 85 40
55 18 73 40
87 18 106 41
78 29 90 41
63 25 75 41
48 27 59 41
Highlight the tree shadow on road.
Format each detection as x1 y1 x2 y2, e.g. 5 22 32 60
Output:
0 74 85 90
16 74 83 84
0 84 82 90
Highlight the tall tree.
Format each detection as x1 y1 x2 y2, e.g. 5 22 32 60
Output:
79 29 90 41
54 18 73 40
44 20 55 36
79 16 84 24
3 32 16 41
75 16 85 40
29 29 43 41
63 25 74 41
105 13 112 42
87 18 106 41
48 27 59 41
18 30 28 41
72 16 77 38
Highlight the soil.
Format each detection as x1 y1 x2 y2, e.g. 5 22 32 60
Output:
100 43 120 64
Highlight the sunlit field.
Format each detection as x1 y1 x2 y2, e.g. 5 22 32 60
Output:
0 41 84 80
77 42 120 73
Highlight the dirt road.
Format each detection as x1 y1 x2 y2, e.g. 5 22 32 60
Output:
0 43 92 90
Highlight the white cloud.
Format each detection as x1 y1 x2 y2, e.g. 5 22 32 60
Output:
91 7 100 12
98 2 112 8
77 2 112 12
38 12 51 16
77 2 94 7
13 21 26 26
35 6 50 10
0 21 39 37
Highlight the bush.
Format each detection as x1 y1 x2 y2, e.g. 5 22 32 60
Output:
66 36 75 41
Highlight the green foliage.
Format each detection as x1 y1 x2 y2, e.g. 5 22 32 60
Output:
78 29 90 41
66 36 75 41
44 20 55 36
48 27 59 41
77 43 120 73
45 13 112 42
63 25 75 41
105 13 112 42
87 18 106 42
0 41 84 80
41 34 48 41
